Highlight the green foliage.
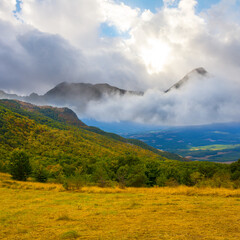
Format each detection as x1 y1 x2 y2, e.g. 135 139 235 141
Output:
190 172 203 185
230 159 240 180
33 164 48 183
62 174 84 191
116 165 129 188
127 164 147 187
92 162 110 187
9 149 32 181
156 174 167 187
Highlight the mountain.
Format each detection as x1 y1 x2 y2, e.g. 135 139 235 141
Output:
0 68 208 110
0 82 143 110
45 82 142 99
0 68 209 105
0 90 19 99
165 67 208 93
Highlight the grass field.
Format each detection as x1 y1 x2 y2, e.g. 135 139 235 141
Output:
0 173 240 240
190 144 240 151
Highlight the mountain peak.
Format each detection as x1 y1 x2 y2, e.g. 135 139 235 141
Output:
165 67 208 93
194 67 208 75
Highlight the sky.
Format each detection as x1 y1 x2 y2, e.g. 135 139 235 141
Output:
1 0 240 126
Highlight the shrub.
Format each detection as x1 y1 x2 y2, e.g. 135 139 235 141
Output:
116 165 129 188
127 164 147 187
60 230 79 239
33 164 48 183
92 163 109 188
165 177 179 187
156 174 167 187
62 174 84 190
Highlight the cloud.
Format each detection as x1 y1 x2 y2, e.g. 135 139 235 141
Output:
19 0 103 48
101 0 141 32
82 74 240 126
1 0 240 125
0 0 16 23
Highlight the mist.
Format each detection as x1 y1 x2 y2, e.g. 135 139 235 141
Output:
76 73 240 126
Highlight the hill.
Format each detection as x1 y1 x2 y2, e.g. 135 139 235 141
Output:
0 99 183 161
0 99 184 187
0 99 239 188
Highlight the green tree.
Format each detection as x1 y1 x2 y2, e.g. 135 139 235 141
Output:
127 164 147 187
9 149 32 181
33 164 48 183
230 159 240 180
116 165 129 188
92 162 109 187
156 174 167 187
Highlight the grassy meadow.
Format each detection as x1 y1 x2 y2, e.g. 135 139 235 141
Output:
190 144 240 151
0 173 240 240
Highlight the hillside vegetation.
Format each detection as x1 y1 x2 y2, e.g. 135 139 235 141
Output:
0 99 240 188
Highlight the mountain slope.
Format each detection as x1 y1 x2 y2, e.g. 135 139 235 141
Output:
0 99 184 161
165 67 208 93
0 100 167 179
0 99 86 128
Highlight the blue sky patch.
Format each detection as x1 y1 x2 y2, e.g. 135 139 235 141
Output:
100 23 130 38
116 0 222 13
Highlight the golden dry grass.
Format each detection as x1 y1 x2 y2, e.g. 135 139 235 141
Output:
0 173 240 240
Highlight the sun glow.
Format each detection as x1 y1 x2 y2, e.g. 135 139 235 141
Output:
140 38 171 74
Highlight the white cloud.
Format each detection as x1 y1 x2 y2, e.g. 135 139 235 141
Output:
0 0 16 23
20 0 103 48
83 75 240 126
101 0 140 32
178 0 197 13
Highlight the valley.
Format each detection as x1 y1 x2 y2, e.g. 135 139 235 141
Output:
125 123 240 162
